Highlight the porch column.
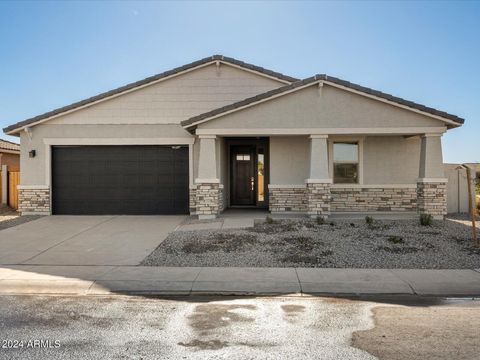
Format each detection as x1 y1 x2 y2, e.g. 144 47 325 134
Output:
306 135 332 218
195 135 221 219
417 133 447 219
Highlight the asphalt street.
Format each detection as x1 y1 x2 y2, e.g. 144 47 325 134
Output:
0 295 478 359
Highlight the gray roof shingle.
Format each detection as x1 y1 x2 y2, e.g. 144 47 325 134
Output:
180 74 465 128
3 55 298 134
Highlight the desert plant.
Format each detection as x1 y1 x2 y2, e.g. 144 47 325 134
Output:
387 235 404 244
265 215 275 224
316 216 325 225
420 214 433 226
365 216 374 226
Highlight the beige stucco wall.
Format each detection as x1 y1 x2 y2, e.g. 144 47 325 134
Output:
20 124 192 185
199 84 443 130
269 135 424 185
0 152 20 171
362 136 421 184
47 64 282 125
20 63 284 186
270 136 309 185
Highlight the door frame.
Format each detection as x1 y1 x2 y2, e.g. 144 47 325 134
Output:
227 137 269 208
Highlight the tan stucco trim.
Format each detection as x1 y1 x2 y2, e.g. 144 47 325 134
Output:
268 184 306 189
330 184 416 188
417 178 448 183
43 137 195 145
305 179 333 183
195 178 220 184
195 127 447 136
17 185 49 189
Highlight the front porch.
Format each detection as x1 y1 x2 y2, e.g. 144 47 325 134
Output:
191 133 448 220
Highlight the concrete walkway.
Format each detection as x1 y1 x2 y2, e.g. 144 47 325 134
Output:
0 265 479 297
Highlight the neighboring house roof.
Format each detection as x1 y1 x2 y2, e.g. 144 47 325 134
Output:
181 74 465 129
0 139 20 153
3 55 298 135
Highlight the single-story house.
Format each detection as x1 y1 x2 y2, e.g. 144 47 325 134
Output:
3 55 464 219
0 139 20 172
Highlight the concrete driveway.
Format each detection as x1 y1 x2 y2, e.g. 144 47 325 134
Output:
0 215 185 265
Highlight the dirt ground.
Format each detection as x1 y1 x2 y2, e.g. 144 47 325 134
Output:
352 303 480 360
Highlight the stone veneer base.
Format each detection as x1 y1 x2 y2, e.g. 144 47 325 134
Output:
330 186 417 212
417 181 447 217
194 182 223 218
306 182 331 217
18 187 50 214
268 186 307 212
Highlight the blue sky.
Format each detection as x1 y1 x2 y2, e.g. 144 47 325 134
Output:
0 1 478 163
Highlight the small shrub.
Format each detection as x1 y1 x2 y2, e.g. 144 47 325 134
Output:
350 223 355 227
387 235 404 244
420 214 433 226
329 221 335 226
316 216 325 225
265 215 275 224
365 216 374 225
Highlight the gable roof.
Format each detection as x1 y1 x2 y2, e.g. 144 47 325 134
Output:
3 55 298 135
181 74 465 129
0 139 20 153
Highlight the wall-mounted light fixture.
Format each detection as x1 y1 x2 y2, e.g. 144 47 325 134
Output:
29 150 36 158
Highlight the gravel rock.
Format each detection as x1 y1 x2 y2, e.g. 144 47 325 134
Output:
141 217 480 269
0 205 43 230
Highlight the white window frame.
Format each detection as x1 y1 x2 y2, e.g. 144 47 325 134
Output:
328 136 364 185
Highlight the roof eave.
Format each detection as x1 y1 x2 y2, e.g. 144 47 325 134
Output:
181 75 465 130
3 55 298 135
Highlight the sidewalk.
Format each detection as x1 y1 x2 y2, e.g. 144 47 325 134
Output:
1 265 480 297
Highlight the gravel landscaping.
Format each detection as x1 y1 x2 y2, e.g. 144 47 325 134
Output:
0 205 43 231
141 215 480 268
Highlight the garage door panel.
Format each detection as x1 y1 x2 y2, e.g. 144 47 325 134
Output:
52 145 189 215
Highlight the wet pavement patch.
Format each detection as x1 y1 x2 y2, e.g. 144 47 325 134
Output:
187 304 256 336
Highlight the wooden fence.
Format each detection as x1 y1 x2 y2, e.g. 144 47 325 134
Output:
0 169 20 210
8 171 20 210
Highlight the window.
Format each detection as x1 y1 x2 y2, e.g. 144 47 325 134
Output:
257 151 265 202
333 142 359 184
236 154 250 161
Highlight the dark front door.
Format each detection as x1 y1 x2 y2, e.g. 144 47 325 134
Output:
52 145 189 215
231 146 256 205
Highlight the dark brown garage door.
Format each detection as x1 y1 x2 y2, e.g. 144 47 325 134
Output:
52 145 189 215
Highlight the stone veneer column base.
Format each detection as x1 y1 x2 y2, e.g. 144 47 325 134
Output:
306 182 331 218
416 180 447 219
18 186 50 215
195 182 222 219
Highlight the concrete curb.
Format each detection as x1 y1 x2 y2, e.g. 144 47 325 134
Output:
1 266 480 297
